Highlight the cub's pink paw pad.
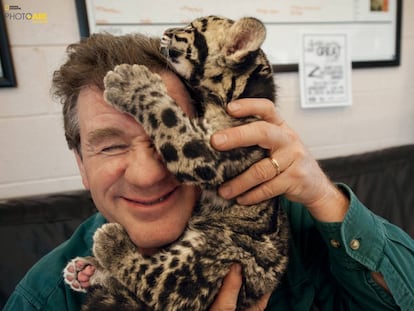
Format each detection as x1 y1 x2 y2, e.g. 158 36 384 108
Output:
63 257 95 292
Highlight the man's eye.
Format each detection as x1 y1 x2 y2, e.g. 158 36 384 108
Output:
100 144 129 155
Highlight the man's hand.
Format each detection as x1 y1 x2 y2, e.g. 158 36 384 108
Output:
209 264 271 311
211 98 349 222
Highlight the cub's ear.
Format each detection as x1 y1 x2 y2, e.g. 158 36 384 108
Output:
222 17 266 63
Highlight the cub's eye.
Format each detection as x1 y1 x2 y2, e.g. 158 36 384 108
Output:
100 144 129 155
184 24 195 32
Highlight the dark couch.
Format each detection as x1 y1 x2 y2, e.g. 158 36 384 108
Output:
1 144 414 308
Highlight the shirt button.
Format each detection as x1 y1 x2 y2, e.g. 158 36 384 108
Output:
350 239 360 250
330 239 341 248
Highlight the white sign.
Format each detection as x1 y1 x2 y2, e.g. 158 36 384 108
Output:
299 32 352 108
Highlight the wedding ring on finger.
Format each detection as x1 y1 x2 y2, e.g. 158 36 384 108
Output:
269 157 281 176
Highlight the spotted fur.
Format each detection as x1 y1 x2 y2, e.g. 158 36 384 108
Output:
68 16 289 310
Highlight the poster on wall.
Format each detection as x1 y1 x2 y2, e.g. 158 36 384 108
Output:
75 0 402 71
299 32 352 108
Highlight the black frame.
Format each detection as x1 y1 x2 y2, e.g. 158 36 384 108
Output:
75 0 90 39
0 0 16 87
75 0 402 72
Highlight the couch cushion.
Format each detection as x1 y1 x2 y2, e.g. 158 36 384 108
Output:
0 190 96 307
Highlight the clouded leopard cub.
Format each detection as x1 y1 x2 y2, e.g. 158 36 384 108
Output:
65 16 289 310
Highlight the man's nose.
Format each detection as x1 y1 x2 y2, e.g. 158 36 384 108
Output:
123 146 169 187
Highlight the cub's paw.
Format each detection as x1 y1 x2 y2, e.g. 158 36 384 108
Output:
63 256 97 292
92 223 136 269
103 64 167 115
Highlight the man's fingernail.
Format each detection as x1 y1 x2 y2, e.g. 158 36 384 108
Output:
232 264 242 274
228 101 240 112
219 185 232 198
212 133 227 146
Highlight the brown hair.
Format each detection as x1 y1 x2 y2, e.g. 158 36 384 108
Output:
52 32 169 153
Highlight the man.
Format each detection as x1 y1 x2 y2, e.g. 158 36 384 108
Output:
4 33 414 310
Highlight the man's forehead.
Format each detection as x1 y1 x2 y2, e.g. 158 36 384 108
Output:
159 71 194 116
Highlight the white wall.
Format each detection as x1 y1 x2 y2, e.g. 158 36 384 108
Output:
1 1 413 199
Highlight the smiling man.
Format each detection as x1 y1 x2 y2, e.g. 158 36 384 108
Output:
74 73 198 255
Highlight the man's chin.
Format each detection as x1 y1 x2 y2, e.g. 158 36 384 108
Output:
131 233 181 256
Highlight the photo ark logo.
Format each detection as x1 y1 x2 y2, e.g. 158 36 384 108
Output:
4 4 48 23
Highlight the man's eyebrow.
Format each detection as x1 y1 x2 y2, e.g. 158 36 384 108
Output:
86 128 125 146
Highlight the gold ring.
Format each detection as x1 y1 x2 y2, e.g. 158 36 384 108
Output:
269 157 281 176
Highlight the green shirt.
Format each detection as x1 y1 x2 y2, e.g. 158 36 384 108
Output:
4 185 414 310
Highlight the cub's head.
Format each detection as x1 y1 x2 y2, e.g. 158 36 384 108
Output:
160 16 275 103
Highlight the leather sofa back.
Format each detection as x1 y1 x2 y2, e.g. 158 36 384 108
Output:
319 144 414 238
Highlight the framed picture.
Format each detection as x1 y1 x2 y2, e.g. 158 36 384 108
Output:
75 0 402 72
0 0 16 87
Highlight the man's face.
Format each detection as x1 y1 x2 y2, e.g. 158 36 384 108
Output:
75 71 198 255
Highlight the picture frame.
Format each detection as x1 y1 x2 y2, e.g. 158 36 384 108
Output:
0 0 16 87
75 0 402 72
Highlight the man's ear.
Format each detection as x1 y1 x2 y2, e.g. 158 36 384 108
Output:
222 17 266 63
74 151 90 190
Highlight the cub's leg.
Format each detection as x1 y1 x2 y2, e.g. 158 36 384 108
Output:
103 64 227 184
91 223 138 271
63 224 142 294
92 223 210 310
